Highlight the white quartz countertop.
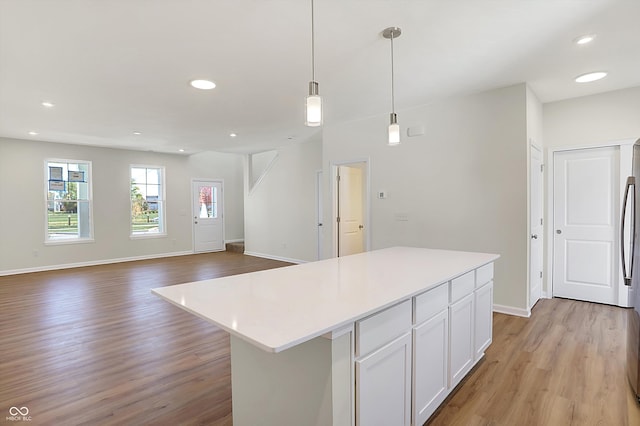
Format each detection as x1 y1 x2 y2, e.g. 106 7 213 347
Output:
152 247 499 353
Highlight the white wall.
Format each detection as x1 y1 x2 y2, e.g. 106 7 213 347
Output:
0 138 244 274
526 86 544 148
322 84 529 311
544 85 640 148
244 137 322 263
187 151 244 241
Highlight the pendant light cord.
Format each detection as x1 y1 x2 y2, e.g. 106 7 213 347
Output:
311 0 316 82
390 33 395 114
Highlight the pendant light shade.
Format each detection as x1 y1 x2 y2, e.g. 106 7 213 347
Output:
388 113 400 145
305 0 322 127
306 82 322 127
383 27 401 146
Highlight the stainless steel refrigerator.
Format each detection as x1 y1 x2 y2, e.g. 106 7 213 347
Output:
621 139 640 403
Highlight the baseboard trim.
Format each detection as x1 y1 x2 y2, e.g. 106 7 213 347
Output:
493 304 531 318
243 251 307 265
0 250 193 276
225 239 244 244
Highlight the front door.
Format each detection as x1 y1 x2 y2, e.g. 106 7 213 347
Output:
338 165 364 257
552 147 619 305
193 180 224 253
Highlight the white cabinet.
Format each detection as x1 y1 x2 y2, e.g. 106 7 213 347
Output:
356 301 412 426
474 262 494 362
412 309 448 426
356 300 412 357
474 280 493 360
357 262 495 426
449 292 474 389
356 332 412 426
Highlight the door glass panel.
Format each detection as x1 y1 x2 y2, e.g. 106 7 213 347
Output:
198 186 217 218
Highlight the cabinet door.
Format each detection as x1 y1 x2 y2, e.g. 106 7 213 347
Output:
356 332 411 426
449 292 474 389
474 280 493 360
413 309 448 426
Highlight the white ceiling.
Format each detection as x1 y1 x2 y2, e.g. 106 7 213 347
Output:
1 0 639 155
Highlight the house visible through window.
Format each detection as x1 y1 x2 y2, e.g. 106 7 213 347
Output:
198 185 218 218
131 166 165 236
46 160 93 242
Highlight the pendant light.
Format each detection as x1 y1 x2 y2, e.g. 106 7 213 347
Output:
305 0 322 127
383 27 401 146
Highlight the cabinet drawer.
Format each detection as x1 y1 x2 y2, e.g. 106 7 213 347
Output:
476 263 494 288
450 271 475 303
414 283 448 325
356 299 412 358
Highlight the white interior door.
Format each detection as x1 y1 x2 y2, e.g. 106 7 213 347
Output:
529 145 544 309
316 170 323 260
193 180 224 253
553 147 619 305
338 165 364 257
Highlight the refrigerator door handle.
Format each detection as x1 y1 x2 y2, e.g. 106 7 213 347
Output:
622 176 635 286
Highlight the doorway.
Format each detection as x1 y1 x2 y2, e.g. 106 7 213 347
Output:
316 170 323 260
529 144 544 309
552 147 619 305
332 161 369 257
192 179 224 253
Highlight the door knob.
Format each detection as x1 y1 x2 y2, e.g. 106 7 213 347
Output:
556 229 562 234
359 225 364 229
194 221 198 224
531 234 538 239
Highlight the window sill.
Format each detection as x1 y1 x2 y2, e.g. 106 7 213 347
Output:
130 233 167 240
45 237 95 246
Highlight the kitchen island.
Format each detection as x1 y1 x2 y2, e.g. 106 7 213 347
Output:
152 247 499 426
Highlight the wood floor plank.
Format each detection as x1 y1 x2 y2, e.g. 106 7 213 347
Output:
2 254 639 425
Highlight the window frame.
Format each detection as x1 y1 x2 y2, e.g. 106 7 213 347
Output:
44 158 94 245
130 164 167 239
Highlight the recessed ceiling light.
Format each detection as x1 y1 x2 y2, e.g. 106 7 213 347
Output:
41 101 55 108
575 71 607 83
133 131 141 135
574 34 596 45
190 79 216 90
28 131 38 135
178 149 185 152
229 133 237 138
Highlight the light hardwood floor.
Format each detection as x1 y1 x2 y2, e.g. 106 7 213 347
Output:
1 253 639 425
0 253 289 425
428 297 640 426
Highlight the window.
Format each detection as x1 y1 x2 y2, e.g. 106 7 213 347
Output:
46 159 93 242
131 166 165 236
197 185 218 218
